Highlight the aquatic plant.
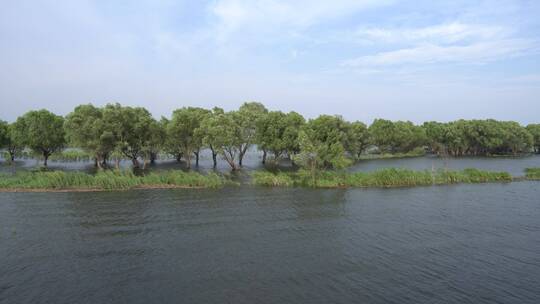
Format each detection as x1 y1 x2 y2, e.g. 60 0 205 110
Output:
525 168 540 180
0 170 231 191
252 168 512 188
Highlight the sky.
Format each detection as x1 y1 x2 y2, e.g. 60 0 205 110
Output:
1 0 539 124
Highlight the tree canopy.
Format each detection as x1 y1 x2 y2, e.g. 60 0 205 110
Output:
1 102 538 170
14 110 65 166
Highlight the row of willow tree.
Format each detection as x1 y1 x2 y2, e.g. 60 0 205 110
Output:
1 102 539 170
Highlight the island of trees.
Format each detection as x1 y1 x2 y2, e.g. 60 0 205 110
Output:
1 102 539 173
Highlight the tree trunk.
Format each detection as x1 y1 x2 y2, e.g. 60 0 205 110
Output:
212 152 217 168
132 157 140 168
142 157 148 170
9 152 15 162
115 158 120 170
176 153 182 162
150 152 157 164
262 150 267 164
238 145 248 167
185 152 191 169
194 151 199 167
94 158 98 168
43 152 49 167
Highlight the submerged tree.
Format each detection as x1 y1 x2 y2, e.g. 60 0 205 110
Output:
168 107 210 168
527 124 540 153
199 112 242 170
256 110 306 164
369 119 426 153
294 115 351 180
345 121 370 159
64 104 116 168
102 103 154 168
0 121 7 161
195 107 224 167
3 122 24 162
145 119 166 165
14 110 65 167
233 102 268 166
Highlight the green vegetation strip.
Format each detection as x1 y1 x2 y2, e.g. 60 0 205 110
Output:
525 168 540 180
0 170 231 191
252 168 513 188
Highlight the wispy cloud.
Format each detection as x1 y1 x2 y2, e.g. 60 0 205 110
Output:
341 20 538 68
342 39 537 67
208 0 392 42
353 22 506 44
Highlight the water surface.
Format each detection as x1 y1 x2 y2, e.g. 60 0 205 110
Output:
1 182 539 303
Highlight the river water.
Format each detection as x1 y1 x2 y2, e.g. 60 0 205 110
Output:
1 180 540 303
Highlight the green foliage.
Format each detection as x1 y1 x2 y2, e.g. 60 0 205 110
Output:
255 110 305 161
253 168 512 188
102 103 155 167
345 121 370 159
49 150 94 162
370 119 426 153
0 120 8 151
168 107 210 168
0 170 231 190
199 111 242 170
3 102 539 171
424 119 533 156
357 147 425 160
294 115 351 174
13 110 65 166
525 168 540 180
233 102 268 165
64 104 116 166
526 124 540 153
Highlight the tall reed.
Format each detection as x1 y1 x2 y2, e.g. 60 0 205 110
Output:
252 168 512 188
0 170 230 191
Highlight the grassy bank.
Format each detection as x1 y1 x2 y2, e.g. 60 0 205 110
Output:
252 168 512 188
0 170 231 191
525 168 540 180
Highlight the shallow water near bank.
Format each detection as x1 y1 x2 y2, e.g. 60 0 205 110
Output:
1 182 539 303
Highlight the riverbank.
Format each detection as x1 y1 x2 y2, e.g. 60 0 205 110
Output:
252 168 516 188
0 170 231 192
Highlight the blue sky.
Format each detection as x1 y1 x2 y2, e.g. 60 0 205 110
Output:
1 0 539 123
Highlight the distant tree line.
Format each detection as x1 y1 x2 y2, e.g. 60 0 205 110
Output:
0 102 539 170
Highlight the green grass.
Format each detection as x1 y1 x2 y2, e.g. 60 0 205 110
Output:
358 147 425 160
253 168 512 188
525 168 540 180
49 150 94 162
0 170 232 191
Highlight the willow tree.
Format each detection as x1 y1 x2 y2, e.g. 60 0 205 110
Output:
294 115 351 181
145 118 166 164
14 110 65 167
199 112 241 170
2 122 24 162
195 107 224 167
527 124 540 153
102 103 154 168
345 121 369 159
233 102 268 166
64 104 116 168
0 121 7 161
256 110 305 163
369 119 426 153
168 107 210 168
